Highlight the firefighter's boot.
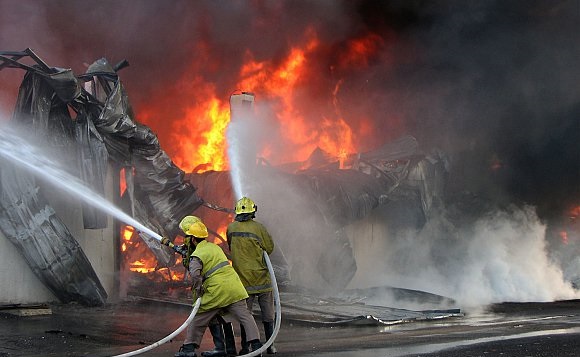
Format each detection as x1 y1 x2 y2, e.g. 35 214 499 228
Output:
223 322 237 356
249 339 263 357
263 322 277 354
201 324 226 357
238 325 249 355
175 343 198 357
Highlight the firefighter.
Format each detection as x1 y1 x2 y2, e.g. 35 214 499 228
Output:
173 216 237 357
174 218 263 357
227 197 277 354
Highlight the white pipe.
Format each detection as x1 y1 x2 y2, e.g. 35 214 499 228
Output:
108 297 201 357
106 251 281 357
240 251 282 357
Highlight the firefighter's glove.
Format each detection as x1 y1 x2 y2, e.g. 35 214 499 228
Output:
181 254 190 268
175 244 188 258
192 285 204 299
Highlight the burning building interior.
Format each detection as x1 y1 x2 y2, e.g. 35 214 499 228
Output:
0 49 452 309
0 0 579 328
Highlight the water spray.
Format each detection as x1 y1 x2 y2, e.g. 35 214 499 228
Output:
227 119 244 199
0 122 280 356
0 125 163 243
242 251 282 357
227 91 257 199
0 124 200 355
227 92 282 356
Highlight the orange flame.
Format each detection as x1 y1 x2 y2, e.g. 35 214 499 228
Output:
172 98 231 173
211 225 228 246
570 206 580 221
336 32 385 70
560 231 569 245
119 167 127 196
137 28 371 173
123 225 134 241
236 33 357 165
130 260 157 274
120 225 159 275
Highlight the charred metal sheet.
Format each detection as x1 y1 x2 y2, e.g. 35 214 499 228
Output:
0 49 204 304
2 50 204 238
293 168 391 225
355 135 448 219
337 286 457 309
185 136 447 290
75 114 109 229
82 58 203 238
0 67 108 306
316 228 357 289
277 290 462 326
0 161 107 306
269 135 446 229
127 195 176 268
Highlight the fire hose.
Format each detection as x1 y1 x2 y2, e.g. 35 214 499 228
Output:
0 126 279 356
109 297 201 357
108 251 281 357
242 251 282 357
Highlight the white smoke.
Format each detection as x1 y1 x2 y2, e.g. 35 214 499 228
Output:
226 97 340 289
348 205 580 308
225 87 580 308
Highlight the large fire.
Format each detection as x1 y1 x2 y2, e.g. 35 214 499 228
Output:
121 222 230 283
119 29 387 284
136 29 383 174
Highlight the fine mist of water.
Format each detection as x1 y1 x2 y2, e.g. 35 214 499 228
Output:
226 119 244 201
0 124 162 242
226 101 260 201
224 106 580 308
347 205 580 308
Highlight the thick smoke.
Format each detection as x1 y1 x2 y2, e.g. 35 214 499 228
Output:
1 0 577 217
1 1 578 306
347 205 579 308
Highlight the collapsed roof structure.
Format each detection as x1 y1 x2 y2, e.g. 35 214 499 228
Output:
0 49 448 306
188 135 448 289
0 49 203 305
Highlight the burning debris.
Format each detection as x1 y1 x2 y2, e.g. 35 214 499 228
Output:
0 161 108 306
186 134 448 290
0 49 450 306
1 22 577 311
0 49 203 305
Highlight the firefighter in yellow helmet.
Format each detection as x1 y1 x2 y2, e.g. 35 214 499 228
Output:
177 215 200 267
175 216 237 357
175 218 263 357
227 197 277 354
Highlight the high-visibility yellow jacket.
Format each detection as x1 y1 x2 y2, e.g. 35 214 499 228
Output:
190 240 248 312
227 219 275 294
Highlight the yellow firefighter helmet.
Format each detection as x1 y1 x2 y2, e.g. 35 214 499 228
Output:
186 221 209 238
179 215 201 235
235 196 257 215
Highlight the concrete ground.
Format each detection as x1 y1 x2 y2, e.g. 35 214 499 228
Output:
1 298 580 357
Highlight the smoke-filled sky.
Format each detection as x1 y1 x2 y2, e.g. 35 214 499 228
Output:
1 0 578 222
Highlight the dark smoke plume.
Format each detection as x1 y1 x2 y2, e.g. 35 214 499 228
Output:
1 0 578 222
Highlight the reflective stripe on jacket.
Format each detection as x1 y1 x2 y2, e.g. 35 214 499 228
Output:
191 240 248 312
227 219 274 294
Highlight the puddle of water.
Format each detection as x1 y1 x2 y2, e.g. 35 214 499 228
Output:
315 327 580 357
